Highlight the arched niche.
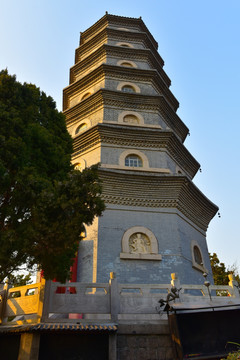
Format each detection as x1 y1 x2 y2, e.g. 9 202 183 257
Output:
116 42 134 48
191 240 208 273
81 92 91 101
73 159 86 172
117 60 137 68
118 111 144 125
120 226 162 261
117 81 140 93
119 149 149 169
73 119 92 136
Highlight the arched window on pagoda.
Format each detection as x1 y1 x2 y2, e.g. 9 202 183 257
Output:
125 154 143 167
75 123 88 135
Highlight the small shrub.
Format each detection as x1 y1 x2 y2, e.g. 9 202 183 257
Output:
222 343 240 360
223 351 240 359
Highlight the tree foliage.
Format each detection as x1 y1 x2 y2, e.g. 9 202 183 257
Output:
210 252 240 285
7 272 32 287
0 70 105 282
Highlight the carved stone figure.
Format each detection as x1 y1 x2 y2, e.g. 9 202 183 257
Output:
129 233 150 254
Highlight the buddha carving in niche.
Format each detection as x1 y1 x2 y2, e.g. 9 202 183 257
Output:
129 233 151 254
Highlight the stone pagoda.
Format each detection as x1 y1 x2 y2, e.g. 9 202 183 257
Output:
62 13 218 285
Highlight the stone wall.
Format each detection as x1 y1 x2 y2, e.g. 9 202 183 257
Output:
117 322 174 360
94 206 212 285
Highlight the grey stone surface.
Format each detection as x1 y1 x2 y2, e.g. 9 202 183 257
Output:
103 107 167 128
108 24 142 33
107 40 146 49
100 145 177 172
78 206 213 285
77 240 94 282
117 334 174 360
105 78 159 95
106 57 152 70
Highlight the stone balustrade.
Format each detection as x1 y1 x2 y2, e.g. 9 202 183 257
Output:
0 273 239 326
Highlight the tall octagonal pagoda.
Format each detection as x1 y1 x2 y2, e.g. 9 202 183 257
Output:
63 13 218 285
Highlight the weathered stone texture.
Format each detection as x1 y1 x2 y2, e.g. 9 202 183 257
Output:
78 206 213 284
117 334 174 360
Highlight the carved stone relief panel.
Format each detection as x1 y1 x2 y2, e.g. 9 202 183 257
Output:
129 232 151 254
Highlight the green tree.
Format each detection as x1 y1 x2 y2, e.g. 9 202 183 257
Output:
0 70 105 283
210 253 240 285
7 273 32 287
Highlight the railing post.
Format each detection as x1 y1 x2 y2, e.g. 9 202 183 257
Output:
171 273 182 302
18 333 40 360
109 272 119 322
171 273 181 288
36 278 45 323
41 280 52 322
0 290 6 324
1 280 10 323
109 272 118 360
228 274 240 298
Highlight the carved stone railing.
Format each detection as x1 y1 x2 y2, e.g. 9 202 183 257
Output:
117 282 171 320
42 274 172 322
0 279 45 325
0 273 239 325
42 281 111 322
0 288 7 323
170 273 240 304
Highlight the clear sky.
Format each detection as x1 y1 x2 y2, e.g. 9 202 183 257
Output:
1 0 239 273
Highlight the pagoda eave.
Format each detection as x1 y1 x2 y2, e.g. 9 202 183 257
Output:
98 168 218 232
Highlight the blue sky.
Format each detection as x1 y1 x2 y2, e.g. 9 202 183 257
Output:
1 0 239 273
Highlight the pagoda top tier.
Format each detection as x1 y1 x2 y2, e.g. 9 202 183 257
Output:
79 12 158 51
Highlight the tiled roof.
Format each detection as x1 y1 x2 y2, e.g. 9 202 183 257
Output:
0 323 117 334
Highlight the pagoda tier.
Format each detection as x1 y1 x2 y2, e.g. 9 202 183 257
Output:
71 123 199 179
63 63 179 111
70 44 170 87
64 90 187 142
